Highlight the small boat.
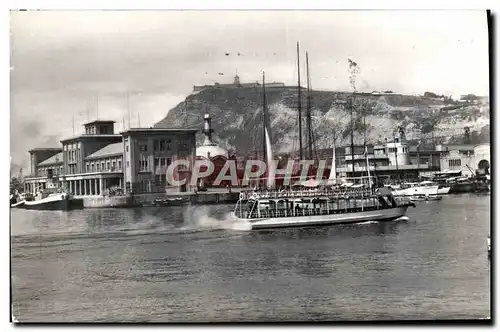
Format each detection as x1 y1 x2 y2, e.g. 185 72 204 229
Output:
154 196 190 206
410 194 443 202
233 187 415 230
488 236 491 258
142 196 190 207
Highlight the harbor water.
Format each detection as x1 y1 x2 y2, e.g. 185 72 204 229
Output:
11 193 490 322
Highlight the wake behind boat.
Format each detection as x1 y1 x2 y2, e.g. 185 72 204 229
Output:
233 187 415 230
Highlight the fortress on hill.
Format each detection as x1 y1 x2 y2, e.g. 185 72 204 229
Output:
192 73 287 93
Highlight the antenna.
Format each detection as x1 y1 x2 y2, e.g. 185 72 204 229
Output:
86 99 89 121
96 93 99 120
127 91 131 129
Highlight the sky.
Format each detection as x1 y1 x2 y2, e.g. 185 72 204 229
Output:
10 10 489 170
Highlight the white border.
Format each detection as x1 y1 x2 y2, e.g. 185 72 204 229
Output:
4 1 498 331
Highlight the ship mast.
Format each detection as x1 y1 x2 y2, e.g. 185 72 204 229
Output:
349 97 355 179
297 42 303 160
306 51 313 161
262 71 268 164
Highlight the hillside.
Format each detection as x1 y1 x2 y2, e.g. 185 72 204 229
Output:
154 86 490 154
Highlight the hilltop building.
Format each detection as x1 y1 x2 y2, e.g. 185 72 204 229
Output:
192 74 286 93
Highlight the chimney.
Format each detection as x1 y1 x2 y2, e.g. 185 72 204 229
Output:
202 113 214 144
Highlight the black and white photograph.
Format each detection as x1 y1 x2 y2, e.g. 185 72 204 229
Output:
9 8 491 323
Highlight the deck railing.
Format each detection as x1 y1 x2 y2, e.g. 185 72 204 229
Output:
238 187 375 200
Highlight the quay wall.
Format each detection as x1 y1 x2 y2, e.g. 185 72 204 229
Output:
76 191 239 208
189 192 240 205
81 195 133 208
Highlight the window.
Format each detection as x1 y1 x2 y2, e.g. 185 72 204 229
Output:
101 162 105 170
112 161 116 170
118 160 122 169
388 148 397 153
154 140 159 151
154 158 160 167
160 158 165 167
140 144 148 152
155 175 161 183
86 163 90 172
106 162 110 170
126 145 129 152
159 140 165 151
96 163 100 171
167 158 171 166
91 163 95 172
449 159 461 167
127 161 130 168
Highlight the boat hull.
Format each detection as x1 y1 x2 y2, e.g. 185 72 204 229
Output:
239 205 411 230
20 194 72 211
10 201 26 208
393 185 439 196
437 186 451 195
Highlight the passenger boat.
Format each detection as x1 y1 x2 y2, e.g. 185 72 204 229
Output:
233 187 415 230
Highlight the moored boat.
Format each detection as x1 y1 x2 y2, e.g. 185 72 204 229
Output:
22 192 72 210
488 236 491 258
410 194 443 202
233 187 415 230
392 181 440 197
14 180 75 211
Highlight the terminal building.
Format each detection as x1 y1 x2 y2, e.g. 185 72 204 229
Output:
24 120 197 196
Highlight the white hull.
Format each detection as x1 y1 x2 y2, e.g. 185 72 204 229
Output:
237 206 410 230
21 193 71 210
393 185 439 196
437 186 451 195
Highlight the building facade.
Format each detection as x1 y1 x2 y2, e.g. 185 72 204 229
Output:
437 143 490 176
24 120 197 196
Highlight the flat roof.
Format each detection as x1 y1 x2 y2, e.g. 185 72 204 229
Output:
37 152 63 166
28 148 62 153
60 134 122 143
121 128 198 135
83 120 116 126
85 142 123 160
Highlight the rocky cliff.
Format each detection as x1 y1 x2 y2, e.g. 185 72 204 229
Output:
154 86 490 154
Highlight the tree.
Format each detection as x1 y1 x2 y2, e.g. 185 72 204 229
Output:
462 94 479 101
464 126 471 144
